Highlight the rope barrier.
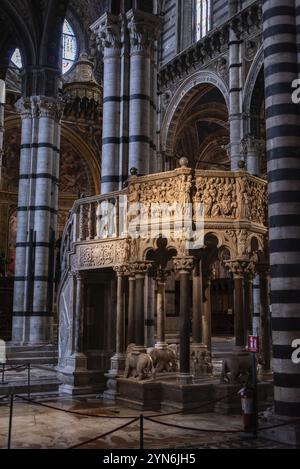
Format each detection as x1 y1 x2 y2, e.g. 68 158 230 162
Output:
14 388 239 420
3 365 28 373
144 416 243 434
15 394 144 419
68 417 139 449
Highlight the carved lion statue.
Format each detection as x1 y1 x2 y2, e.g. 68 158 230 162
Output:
147 347 178 374
124 344 154 381
220 353 252 385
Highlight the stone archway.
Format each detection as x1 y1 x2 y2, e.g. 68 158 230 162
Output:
161 71 230 169
161 70 229 157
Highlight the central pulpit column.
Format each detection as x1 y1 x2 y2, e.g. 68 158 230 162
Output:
173 257 194 384
131 261 152 352
154 269 170 350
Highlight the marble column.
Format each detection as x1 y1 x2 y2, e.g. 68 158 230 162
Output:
94 13 122 193
192 261 203 344
118 13 130 188
131 261 152 352
127 9 161 176
127 274 136 345
263 0 300 419
103 265 127 401
244 273 254 341
155 270 169 350
173 257 194 384
0 79 5 188
229 21 243 170
226 260 246 348
233 274 245 347
112 265 127 370
202 270 212 356
246 136 261 176
73 272 86 360
12 96 62 344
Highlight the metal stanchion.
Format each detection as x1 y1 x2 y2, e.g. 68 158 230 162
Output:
1 363 4 384
7 394 14 449
139 414 144 450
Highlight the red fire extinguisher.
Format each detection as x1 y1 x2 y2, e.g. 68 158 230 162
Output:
238 387 255 432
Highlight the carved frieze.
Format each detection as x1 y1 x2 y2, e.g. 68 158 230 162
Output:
79 243 114 267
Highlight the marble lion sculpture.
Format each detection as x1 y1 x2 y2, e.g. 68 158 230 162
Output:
220 353 252 385
148 347 178 374
124 344 154 380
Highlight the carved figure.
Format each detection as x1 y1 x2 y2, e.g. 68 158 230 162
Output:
148 347 177 374
124 344 154 380
220 353 252 385
191 348 213 376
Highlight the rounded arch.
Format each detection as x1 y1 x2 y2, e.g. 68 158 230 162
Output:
243 45 264 117
161 70 229 155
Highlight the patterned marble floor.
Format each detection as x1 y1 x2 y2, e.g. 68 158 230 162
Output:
0 396 291 449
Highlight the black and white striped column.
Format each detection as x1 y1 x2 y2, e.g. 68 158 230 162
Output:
127 9 160 176
0 79 5 187
263 0 300 417
96 14 122 194
12 98 33 343
12 96 62 344
229 7 243 170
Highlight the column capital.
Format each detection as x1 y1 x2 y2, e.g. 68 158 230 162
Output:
129 260 153 277
225 258 256 278
15 97 32 119
127 9 161 54
15 96 64 122
173 256 195 274
92 12 122 51
114 264 130 277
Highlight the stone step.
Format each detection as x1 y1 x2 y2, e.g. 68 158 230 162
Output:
0 379 60 396
6 344 56 353
6 357 58 365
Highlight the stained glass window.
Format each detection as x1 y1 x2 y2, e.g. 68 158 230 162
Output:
62 19 77 74
11 49 22 69
11 19 77 75
196 0 211 41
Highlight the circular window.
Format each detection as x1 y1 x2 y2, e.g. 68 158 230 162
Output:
11 19 77 75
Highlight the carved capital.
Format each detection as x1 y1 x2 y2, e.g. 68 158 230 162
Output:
32 96 64 121
95 13 121 51
16 96 63 122
127 10 161 54
129 260 153 277
114 264 130 277
15 97 32 119
173 256 195 273
225 258 256 278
